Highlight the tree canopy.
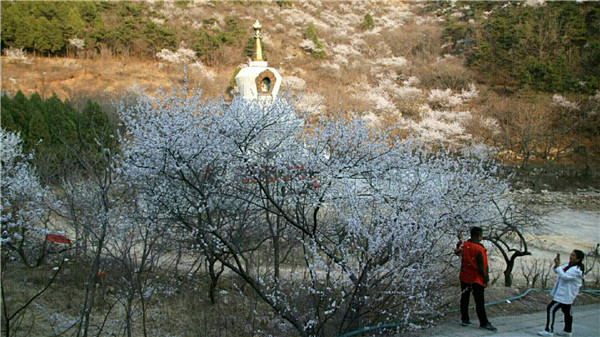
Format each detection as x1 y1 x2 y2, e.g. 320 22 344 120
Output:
439 1 600 94
1 92 117 183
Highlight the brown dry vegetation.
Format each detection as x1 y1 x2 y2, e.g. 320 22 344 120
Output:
1 261 289 337
1 2 439 110
1 57 230 104
2 1 598 180
5 258 597 337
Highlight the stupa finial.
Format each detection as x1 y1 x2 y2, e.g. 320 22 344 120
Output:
252 20 263 62
235 20 281 101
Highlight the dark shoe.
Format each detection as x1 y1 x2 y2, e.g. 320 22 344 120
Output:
461 320 472 326
480 323 497 331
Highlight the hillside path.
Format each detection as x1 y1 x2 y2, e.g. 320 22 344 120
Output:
412 303 600 337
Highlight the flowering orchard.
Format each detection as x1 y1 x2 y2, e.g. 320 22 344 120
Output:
1 130 59 267
0 85 516 335
117 85 509 336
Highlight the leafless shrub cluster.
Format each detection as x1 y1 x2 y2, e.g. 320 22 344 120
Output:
520 258 553 289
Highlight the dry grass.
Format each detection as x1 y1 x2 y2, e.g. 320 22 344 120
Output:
1 261 281 337
411 55 475 91
1 0 596 171
1 56 231 103
0 1 426 117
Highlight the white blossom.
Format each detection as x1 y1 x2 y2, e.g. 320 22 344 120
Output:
552 94 579 111
2 47 31 64
156 46 197 64
117 83 509 335
68 37 85 50
1 129 57 262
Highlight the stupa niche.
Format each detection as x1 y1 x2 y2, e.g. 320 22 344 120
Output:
235 20 282 100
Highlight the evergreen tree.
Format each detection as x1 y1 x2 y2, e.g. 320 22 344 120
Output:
304 22 326 59
27 109 50 151
143 20 177 54
361 13 374 30
0 92 117 183
8 92 31 133
0 97 18 132
65 7 85 39
34 17 64 54
464 2 599 93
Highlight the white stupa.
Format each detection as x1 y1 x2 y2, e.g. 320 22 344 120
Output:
235 20 282 100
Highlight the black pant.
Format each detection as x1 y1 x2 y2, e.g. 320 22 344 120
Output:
460 282 489 326
545 300 573 333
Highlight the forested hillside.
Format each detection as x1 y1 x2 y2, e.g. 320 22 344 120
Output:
1 1 245 63
437 1 600 94
2 1 598 92
2 0 599 187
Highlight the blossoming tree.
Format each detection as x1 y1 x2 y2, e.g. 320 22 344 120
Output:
1 129 58 267
119 86 509 336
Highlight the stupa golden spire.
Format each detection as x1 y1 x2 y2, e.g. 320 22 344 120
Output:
252 20 264 62
235 20 281 100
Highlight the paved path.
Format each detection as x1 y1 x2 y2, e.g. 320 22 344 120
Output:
413 303 600 337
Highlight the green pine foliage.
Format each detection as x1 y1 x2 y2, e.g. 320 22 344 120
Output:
276 0 293 8
143 20 178 54
191 16 245 65
1 1 101 55
304 22 326 59
438 1 600 94
361 13 374 30
0 2 244 64
0 92 118 183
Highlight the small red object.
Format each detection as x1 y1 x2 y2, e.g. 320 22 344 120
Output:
97 271 107 278
46 234 72 244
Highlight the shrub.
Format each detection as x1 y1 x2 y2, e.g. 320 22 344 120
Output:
303 22 326 59
225 67 242 98
143 20 177 54
174 0 191 9
2 47 31 64
361 13 374 30
276 0 292 8
229 67 241 89
416 57 475 91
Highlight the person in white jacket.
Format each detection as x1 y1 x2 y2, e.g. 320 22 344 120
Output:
538 249 585 337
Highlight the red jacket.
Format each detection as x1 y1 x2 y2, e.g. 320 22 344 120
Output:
455 239 489 286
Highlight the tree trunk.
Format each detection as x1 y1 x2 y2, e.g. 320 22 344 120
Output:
136 264 149 337
125 292 134 337
504 267 514 287
273 215 281 284
345 266 370 334
78 220 107 337
208 255 221 305
2 267 10 337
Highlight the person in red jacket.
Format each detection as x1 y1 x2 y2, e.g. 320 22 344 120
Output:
454 226 497 331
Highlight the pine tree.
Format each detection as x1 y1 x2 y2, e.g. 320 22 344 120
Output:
361 13 374 30
65 7 85 38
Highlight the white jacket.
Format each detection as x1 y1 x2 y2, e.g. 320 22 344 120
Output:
551 263 583 304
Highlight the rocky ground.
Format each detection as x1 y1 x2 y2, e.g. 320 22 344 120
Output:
510 188 600 259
